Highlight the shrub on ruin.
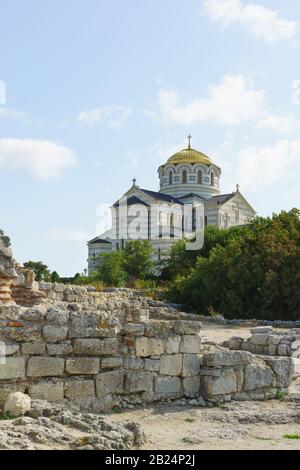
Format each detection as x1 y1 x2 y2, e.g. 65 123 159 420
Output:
95 251 127 287
167 209 300 321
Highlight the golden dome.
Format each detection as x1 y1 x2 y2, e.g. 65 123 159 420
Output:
167 147 213 166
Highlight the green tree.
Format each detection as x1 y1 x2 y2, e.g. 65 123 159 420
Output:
95 251 127 287
50 271 60 283
167 209 300 321
124 240 153 279
23 261 51 281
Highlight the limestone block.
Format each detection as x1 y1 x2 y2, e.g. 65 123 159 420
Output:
201 368 238 396
27 357 65 377
95 370 124 397
65 358 99 375
0 341 19 356
0 383 27 404
123 323 145 336
4 392 31 417
135 337 164 357
0 357 25 379
22 342 46 355
268 335 282 346
21 308 46 322
46 307 70 325
47 342 73 356
203 350 251 367
180 335 201 354
101 357 123 369
181 354 201 377
278 344 290 356
144 320 174 338
43 325 68 342
200 368 222 377
28 382 64 401
64 380 95 402
251 334 269 346
160 354 182 376
165 335 181 354
173 320 202 336
123 356 144 370
243 362 274 391
183 376 200 398
264 357 294 388
73 338 118 356
234 367 244 392
250 326 273 335
291 340 300 351
268 345 278 356
154 376 182 396
145 358 160 372
226 337 244 350
5 325 42 342
124 371 153 394
242 342 257 354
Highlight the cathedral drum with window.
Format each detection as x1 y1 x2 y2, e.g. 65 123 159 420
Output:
87 136 256 274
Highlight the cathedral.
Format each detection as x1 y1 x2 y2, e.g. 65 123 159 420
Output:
87 136 256 274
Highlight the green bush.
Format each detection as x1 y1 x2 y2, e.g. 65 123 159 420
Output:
95 251 127 287
167 209 300 321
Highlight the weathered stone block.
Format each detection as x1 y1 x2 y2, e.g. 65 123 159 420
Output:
173 320 202 336
124 371 152 393
145 358 160 372
65 358 99 375
123 323 145 336
242 342 257 353
183 376 200 398
123 356 144 370
201 368 238 396
46 308 69 324
28 382 64 401
27 357 65 377
264 357 294 388
0 341 19 356
22 342 46 355
180 335 201 354
165 335 181 354
95 370 124 397
5 325 42 342
135 337 164 357
268 345 278 356
64 380 95 401
251 334 269 346
203 350 251 367
154 376 182 396
144 320 174 338
181 354 201 377
268 335 282 346
0 357 25 379
250 326 273 335
278 344 290 356
47 342 73 356
73 338 118 356
160 354 182 376
43 325 68 342
101 356 123 369
243 362 274 391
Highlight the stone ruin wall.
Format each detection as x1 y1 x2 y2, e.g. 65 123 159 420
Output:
0 302 294 410
0 228 296 410
224 326 300 359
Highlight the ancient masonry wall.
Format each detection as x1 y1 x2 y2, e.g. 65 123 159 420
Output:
224 326 300 358
0 303 294 410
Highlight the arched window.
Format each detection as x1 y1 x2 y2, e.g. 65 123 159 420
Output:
182 170 187 184
170 213 174 228
169 171 173 185
198 171 202 184
211 172 214 186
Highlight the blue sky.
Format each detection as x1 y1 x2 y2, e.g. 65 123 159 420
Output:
0 0 300 275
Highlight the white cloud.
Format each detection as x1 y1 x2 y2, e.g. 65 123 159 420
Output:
153 74 300 134
257 114 300 134
157 75 265 126
0 138 76 180
76 105 132 128
233 139 300 190
203 0 297 44
0 107 27 120
47 228 91 242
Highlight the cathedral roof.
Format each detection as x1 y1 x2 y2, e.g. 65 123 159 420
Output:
207 193 235 205
166 147 213 166
140 189 184 205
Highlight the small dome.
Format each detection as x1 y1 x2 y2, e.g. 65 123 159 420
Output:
167 147 213 166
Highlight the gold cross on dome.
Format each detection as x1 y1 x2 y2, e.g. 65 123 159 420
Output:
187 134 192 149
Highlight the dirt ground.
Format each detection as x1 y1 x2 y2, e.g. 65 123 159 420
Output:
109 322 300 450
